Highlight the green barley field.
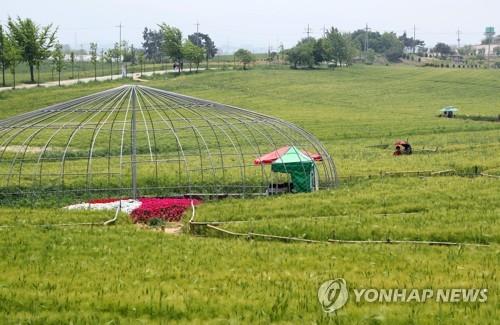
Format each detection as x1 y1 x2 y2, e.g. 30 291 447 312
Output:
0 65 499 324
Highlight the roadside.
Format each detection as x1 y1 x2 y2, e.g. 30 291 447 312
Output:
0 68 208 92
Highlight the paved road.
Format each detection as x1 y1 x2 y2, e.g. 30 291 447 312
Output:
0 68 207 92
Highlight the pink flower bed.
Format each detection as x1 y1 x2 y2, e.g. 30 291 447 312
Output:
84 197 202 223
131 198 202 223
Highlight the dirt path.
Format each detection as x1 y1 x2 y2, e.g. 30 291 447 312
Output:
0 68 209 92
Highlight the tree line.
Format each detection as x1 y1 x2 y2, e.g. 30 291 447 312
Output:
142 25 217 73
0 17 220 89
0 17 57 88
286 27 425 68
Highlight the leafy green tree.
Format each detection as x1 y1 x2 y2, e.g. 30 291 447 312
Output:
142 27 163 63
381 32 404 62
159 24 183 72
287 38 315 68
351 29 405 62
104 50 114 80
69 52 75 79
342 35 357 66
127 44 137 65
325 28 356 67
0 25 7 87
351 29 382 52
100 49 105 76
188 32 218 68
90 42 98 81
266 50 278 63
182 40 204 72
398 32 425 53
138 51 145 75
234 48 255 70
52 43 64 86
313 38 329 64
7 17 57 83
279 43 285 63
111 42 121 75
4 37 21 89
365 49 376 65
433 42 452 58
119 41 137 64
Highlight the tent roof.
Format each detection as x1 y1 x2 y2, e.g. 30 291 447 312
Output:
254 146 322 165
440 106 459 112
274 147 313 164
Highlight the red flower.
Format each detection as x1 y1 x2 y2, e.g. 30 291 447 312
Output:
131 198 202 223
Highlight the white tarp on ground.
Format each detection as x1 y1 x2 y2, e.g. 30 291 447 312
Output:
64 199 142 214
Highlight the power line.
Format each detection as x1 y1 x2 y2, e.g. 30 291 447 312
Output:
304 24 312 38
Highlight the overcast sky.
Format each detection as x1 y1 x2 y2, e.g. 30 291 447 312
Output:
2 0 498 53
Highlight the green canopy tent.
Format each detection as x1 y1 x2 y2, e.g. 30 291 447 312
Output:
254 146 321 193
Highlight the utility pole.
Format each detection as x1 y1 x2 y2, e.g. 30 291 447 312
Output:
195 21 200 33
413 24 416 53
322 25 328 37
78 43 83 83
115 22 123 76
279 42 284 63
485 27 495 69
305 24 312 38
116 22 123 56
268 43 271 65
457 29 461 51
101 48 104 77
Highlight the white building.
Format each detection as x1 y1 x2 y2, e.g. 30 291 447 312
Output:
471 35 500 57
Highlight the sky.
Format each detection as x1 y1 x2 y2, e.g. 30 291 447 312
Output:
1 0 498 53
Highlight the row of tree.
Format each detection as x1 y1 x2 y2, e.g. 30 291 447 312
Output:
4 18 493 85
142 25 217 72
287 28 357 68
286 27 426 68
0 17 58 87
0 17 221 88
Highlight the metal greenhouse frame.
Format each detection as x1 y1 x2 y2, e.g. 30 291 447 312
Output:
0 85 337 201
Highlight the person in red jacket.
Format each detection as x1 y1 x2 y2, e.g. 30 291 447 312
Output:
393 145 402 156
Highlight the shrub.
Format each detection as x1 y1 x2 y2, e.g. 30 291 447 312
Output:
147 218 166 227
